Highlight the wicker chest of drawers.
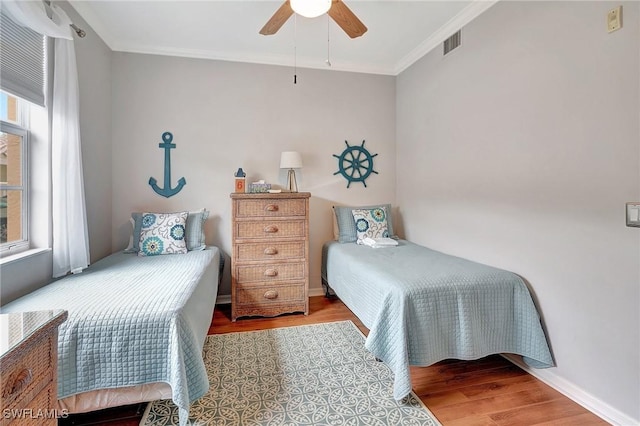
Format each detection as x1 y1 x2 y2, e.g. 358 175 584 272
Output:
0 310 67 426
230 192 310 321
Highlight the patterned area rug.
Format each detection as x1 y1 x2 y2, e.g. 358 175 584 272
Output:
140 320 441 425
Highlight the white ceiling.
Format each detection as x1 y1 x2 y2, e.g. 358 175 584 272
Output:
68 0 497 75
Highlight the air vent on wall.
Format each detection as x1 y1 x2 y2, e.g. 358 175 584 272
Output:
443 30 461 55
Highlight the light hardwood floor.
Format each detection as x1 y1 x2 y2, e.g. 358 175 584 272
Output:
61 296 609 426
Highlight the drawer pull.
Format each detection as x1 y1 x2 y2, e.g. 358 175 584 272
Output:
264 225 279 233
264 204 279 212
3 368 33 398
264 269 278 277
263 247 278 255
264 290 279 300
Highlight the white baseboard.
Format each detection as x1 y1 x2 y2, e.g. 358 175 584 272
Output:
502 354 638 426
210 297 638 424
215 287 326 306
308 287 326 297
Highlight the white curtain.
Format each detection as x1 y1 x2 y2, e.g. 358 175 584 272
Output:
3 1 90 277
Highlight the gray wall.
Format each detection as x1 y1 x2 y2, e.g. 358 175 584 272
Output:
396 1 639 423
3 1 638 422
0 1 112 304
110 53 396 296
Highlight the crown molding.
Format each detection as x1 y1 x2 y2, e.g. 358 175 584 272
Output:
393 0 499 75
68 0 496 77
112 43 397 76
68 1 117 48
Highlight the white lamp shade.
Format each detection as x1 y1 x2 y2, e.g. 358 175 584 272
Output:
290 0 331 18
280 151 303 169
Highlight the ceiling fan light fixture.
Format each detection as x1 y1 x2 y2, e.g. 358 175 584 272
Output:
290 0 331 18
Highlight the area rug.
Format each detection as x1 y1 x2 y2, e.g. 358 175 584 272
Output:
140 320 441 425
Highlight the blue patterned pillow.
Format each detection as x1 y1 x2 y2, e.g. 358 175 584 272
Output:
127 209 208 253
137 212 188 256
333 204 396 243
352 208 390 243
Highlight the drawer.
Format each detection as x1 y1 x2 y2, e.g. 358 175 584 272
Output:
4 385 55 426
235 198 306 218
236 241 305 262
235 221 305 239
1 335 54 410
235 262 305 283
236 283 306 305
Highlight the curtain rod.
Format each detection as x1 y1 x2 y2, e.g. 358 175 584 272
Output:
70 23 85 38
43 0 86 38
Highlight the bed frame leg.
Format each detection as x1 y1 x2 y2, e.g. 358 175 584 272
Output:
321 278 337 299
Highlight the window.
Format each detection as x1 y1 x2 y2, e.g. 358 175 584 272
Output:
0 92 30 254
0 11 47 107
0 10 48 259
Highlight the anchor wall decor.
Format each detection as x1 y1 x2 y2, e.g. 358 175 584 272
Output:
148 132 187 198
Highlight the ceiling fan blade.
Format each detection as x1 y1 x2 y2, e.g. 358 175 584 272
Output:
328 0 367 39
259 1 294 35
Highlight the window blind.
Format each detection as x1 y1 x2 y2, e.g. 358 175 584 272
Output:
0 11 46 107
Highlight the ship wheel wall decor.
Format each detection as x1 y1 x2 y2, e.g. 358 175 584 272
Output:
333 140 378 188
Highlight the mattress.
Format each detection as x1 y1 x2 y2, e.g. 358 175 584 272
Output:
1 247 221 426
322 240 554 400
57 382 172 414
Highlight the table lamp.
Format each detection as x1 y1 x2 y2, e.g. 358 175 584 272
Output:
280 151 302 192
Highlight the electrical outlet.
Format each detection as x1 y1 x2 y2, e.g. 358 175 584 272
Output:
608 6 622 33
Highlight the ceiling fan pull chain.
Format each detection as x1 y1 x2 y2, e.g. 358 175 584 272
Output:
326 14 331 67
294 13 297 84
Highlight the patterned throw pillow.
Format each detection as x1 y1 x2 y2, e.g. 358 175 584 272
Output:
137 212 188 256
127 208 209 253
333 204 397 243
351 207 390 243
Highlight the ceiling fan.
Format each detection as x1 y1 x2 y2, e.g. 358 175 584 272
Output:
259 0 367 39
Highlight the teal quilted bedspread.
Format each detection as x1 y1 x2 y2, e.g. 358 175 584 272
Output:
322 240 553 400
1 248 220 426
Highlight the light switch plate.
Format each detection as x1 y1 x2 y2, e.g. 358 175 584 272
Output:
608 6 622 33
626 202 640 227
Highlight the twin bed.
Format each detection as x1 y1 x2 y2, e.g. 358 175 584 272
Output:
1 203 553 424
1 246 221 426
323 205 554 400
